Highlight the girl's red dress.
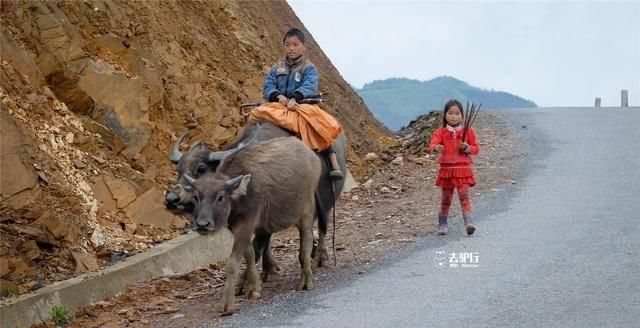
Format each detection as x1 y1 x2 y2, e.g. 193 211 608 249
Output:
428 126 480 188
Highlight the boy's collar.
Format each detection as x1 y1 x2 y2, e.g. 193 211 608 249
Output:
285 55 305 66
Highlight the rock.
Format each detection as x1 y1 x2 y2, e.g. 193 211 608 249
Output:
124 187 177 228
73 159 87 169
90 176 118 213
409 157 428 165
34 213 69 240
363 179 374 188
342 169 359 193
0 110 38 199
72 251 99 274
124 223 137 234
20 240 41 261
103 176 137 209
351 195 359 201
380 187 391 193
92 155 107 164
391 156 403 165
0 258 11 277
8 257 36 280
65 132 74 143
90 226 107 248
364 153 379 161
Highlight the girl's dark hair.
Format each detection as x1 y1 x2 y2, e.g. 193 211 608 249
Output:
283 28 306 44
442 99 464 127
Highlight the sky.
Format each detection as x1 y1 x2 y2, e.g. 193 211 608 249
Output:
288 0 640 107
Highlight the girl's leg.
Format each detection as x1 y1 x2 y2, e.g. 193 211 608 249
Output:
457 184 475 235
438 188 454 235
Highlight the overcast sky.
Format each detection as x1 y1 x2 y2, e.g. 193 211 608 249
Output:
288 0 639 107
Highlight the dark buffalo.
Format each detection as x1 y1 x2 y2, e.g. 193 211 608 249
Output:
165 120 347 280
184 136 321 313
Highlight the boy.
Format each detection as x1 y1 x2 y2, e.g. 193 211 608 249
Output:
249 28 343 179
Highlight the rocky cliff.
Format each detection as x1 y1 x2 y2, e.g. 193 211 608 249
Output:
0 0 389 296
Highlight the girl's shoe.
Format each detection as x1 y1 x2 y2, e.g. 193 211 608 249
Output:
437 224 448 235
465 223 476 235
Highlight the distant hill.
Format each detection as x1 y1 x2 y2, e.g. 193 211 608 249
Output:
356 76 537 130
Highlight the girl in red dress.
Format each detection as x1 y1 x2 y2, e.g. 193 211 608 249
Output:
428 100 480 235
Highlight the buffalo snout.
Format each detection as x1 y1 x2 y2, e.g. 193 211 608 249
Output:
165 191 181 209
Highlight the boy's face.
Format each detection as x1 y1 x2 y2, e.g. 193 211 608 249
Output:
284 36 306 60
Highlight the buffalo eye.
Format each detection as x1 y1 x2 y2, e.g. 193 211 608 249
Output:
196 164 207 176
216 193 224 202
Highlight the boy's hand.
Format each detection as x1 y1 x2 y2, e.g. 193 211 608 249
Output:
434 144 444 152
287 98 298 111
277 95 288 107
460 142 470 153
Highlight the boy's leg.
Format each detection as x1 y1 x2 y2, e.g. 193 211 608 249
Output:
323 145 343 180
438 188 454 235
457 184 475 235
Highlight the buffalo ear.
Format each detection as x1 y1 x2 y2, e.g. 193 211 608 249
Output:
225 175 252 200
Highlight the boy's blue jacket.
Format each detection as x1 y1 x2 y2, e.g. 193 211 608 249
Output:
262 57 318 102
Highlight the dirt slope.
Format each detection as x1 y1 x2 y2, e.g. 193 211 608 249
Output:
0 0 389 297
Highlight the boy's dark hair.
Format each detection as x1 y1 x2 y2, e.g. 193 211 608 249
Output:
283 28 306 44
442 99 464 127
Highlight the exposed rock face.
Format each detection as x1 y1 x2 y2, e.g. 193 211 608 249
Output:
0 0 390 294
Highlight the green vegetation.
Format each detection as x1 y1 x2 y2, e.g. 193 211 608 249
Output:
356 76 537 130
6 284 18 297
49 305 72 326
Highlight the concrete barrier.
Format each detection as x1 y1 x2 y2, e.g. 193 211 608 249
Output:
621 90 628 107
0 229 233 328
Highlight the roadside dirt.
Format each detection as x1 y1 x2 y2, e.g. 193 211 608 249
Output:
47 111 524 328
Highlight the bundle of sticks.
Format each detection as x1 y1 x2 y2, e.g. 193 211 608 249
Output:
461 101 482 142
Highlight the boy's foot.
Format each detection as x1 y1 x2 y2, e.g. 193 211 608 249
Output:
437 224 448 235
329 169 344 180
465 223 476 235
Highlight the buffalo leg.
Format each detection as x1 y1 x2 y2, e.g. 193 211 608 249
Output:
260 235 280 282
313 230 329 268
216 232 250 314
242 239 261 300
297 207 315 290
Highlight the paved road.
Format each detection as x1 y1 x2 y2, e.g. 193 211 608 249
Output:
222 108 640 328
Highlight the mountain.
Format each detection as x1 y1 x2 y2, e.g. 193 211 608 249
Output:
356 76 537 130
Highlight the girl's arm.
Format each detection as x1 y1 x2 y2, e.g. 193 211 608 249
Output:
466 128 480 155
428 129 443 151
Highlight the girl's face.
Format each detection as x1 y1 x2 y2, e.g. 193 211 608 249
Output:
284 36 306 60
445 106 463 126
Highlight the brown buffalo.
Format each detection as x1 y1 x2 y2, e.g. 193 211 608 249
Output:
184 136 321 313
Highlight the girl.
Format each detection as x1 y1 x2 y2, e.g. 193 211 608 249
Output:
428 99 480 235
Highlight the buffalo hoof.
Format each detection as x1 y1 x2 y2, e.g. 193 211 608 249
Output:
215 301 237 315
313 247 329 268
235 271 248 295
245 289 261 300
261 261 280 282
297 274 314 291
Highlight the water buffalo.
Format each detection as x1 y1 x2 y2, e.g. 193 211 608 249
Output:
165 120 347 278
184 136 321 313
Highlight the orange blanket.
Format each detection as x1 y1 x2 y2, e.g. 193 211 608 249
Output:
248 102 342 152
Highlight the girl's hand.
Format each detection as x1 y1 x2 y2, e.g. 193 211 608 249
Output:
277 95 288 106
434 144 444 152
287 98 298 111
460 142 470 153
